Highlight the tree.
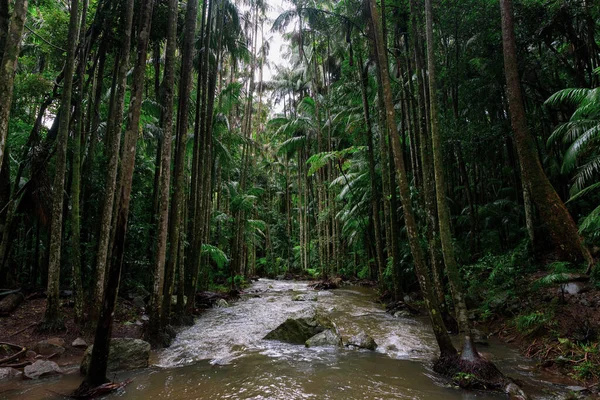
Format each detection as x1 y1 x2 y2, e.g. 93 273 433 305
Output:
500 0 593 270
42 0 80 329
79 0 155 389
148 0 178 344
0 0 28 173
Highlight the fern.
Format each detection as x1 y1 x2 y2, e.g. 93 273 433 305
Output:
201 244 228 270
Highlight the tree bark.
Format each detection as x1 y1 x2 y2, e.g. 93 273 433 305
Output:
69 0 89 325
148 0 177 343
81 0 154 387
43 0 79 328
92 0 134 323
424 0 470 336
499 0 593 270
368 0 457 358
163 0 198 322
0 0 27 173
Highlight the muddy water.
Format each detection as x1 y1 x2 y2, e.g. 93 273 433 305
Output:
3 280 564 399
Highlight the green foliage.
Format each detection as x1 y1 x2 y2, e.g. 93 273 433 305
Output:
464 241 532 318
202 244 228 270
513 311 555 336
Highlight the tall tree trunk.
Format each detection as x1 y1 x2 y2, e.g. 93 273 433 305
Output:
424 0 470 337
368 0 457 358
0 0 27 173
148 0 177 343
358 56 385 286
164 0 197 321
80 0 154 388
43 0 80 328
92 0 134 323
69 0 89 324
499 0 593 272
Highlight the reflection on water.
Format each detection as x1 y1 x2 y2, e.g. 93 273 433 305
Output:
0 279 563 399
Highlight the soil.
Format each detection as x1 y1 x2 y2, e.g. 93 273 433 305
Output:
0 295 144 367
475 272 600 397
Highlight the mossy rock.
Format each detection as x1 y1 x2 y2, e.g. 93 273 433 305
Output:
263 317 326 344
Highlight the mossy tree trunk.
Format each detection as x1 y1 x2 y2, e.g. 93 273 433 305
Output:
80 0 155 388
0 0 27 174
92 0 134 324
499 0 594 272
149 0 177 343
43 0 80 329
368 0 457 358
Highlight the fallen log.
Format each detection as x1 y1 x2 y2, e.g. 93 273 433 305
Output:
0 292 24 315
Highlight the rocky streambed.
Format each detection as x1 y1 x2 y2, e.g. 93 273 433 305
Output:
0 279 577 399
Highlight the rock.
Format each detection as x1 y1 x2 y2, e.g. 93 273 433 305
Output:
292 293 317 302
24 360 62 379
72 338 87 348
34 338 66 356
215 298 229 308
141 314 150 321
305 329 342 347
393 310 412 318
26 350 36 359
0 292 24 315
472 329 489 346
561 282 584 295
80 338 150 375
133 296 146 308
346 332 377 350
579 298 590 307
0 367 22 380
264 314 335 344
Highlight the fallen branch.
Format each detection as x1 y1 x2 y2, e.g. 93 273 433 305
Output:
0 342 27 365
9 322 38 337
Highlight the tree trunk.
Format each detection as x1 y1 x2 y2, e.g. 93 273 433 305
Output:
499 0 593 271
0 0 27 173
80 0 154 388
43 0 80 329
358 56 385 286
368 0 457 358
69 0 89 325
164 0 198 322
424 0 470 336
92 0 134 323
148 0 177 343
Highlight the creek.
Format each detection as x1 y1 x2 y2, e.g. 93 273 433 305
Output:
5 279 565 399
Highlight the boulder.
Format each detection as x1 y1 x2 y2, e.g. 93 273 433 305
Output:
0 367 22 380
305 330 342 347
0 292 24 315
24 360 62 379
346 332 377 350
72 338 88 348
34 338 66 356
80 338 150 375
264 315 336 345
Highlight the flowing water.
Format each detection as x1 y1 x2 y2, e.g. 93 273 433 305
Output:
3 279 567 399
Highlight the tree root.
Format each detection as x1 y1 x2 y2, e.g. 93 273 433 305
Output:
434 337 530 399
70 379 133 398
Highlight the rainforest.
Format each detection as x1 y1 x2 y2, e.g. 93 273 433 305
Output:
0 0 599 398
